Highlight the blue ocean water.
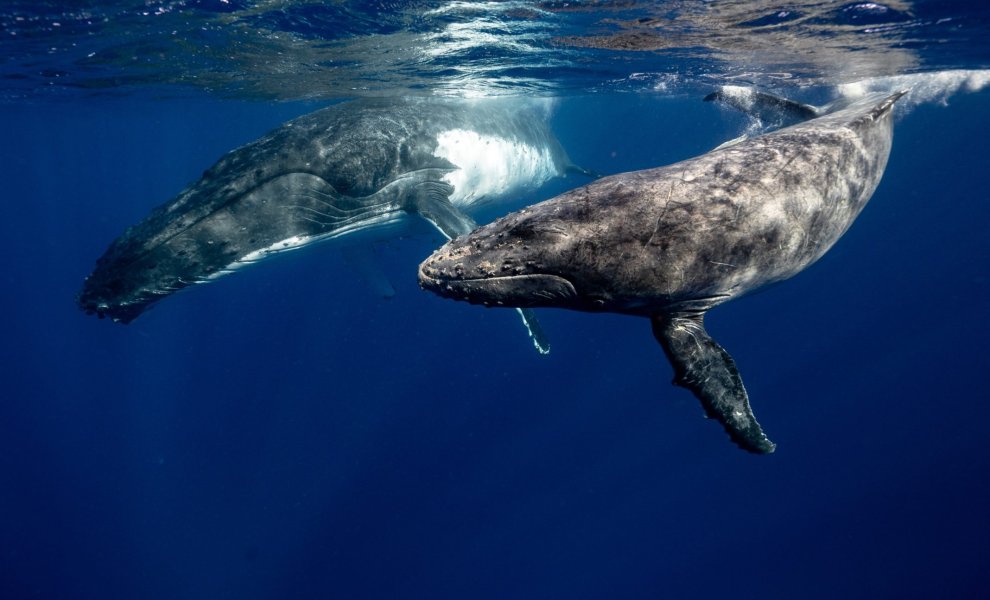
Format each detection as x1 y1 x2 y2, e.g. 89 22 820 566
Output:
2 2 990 599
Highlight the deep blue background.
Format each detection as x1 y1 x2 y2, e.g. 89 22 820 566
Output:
1 89 988 599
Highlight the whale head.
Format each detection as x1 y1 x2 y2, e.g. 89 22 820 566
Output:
418 195 655 315
76 168 361 324
76 203 244 324
78 269 163 324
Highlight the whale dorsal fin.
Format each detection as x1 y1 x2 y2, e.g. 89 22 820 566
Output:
407 170 551 355
651 313 776 454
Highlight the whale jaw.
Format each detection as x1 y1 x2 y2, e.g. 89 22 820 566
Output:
418 263 578 309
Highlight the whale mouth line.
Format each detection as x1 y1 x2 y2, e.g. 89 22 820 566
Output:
418 268 570 287
426 273 571 284
418 267 578 306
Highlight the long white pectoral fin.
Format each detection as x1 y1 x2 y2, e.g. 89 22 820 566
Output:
515 307 551 355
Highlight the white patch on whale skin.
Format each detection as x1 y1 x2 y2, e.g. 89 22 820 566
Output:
433 129 558 210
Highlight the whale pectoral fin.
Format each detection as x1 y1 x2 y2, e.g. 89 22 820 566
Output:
651 313 776 454
341 245 395 299
410 180 551 355
410 180 475 240
514 307 550 355
705 87 820 128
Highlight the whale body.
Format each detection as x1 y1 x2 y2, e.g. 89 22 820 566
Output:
420 91 906 452
79 96 592 352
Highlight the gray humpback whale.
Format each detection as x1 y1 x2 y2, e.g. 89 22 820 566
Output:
78 96 593 353
419 90 906 453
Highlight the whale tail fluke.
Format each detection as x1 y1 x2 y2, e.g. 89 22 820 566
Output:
707 86 910 130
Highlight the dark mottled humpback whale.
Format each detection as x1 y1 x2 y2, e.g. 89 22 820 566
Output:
78 96 594 353
419 90 906 453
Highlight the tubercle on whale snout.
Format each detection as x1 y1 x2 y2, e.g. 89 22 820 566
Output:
78 301 142 324
77 281 150 323
419 249 579 308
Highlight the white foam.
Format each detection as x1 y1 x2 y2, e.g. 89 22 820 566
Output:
424 1 551 17
837 69 990 111
433 128 558 209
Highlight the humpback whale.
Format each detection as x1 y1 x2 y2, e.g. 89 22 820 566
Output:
78 96 593 353
419 90 906 453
